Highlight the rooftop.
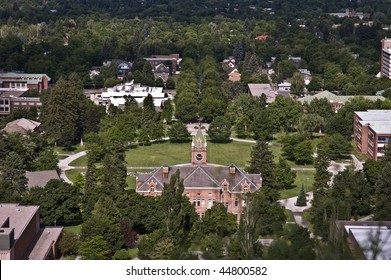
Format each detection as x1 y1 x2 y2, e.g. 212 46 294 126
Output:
26 227 63 260
299 91 385 104
25 170 60 189
2 118 41 135
0 204 39 239
355 110 391 121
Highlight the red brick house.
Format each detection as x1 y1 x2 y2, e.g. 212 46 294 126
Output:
136 129 262 222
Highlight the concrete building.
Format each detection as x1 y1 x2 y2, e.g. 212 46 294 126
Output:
299 91 385 113
90 81 172 111
381 38 391 79
136 128 262 222
0 73 50 92
333 220 391 260
0 204 63 260
354 110 391 160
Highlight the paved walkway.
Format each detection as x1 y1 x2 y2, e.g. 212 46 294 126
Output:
58 151 87 184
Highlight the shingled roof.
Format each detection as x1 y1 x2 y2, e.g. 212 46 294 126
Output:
137 164 262 193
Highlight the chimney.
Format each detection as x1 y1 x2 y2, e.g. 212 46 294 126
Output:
229 164 236 175
162 164 170 178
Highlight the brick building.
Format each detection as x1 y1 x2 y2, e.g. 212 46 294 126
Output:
136 129 262 222
145 54 181 74
0 73 50 92
381 38 391 79
354 110 391 160
0 204 63 260
0 89 42 116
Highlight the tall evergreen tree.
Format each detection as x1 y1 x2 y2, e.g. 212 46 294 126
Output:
374 162 391 220
101 142 127 199
41 74 86 148
275 157 296 189
246 139 276 189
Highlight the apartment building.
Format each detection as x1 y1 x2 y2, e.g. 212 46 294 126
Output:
353 110 391 160
381 38 391 79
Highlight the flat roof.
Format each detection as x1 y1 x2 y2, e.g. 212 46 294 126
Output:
0 204 39 239
355 110 391 121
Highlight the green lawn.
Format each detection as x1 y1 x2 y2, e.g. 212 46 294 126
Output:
269 141 314 168
64 224 82 235
71 141 255 168
53 144 85 155
279 170 315 199
65 169 85 183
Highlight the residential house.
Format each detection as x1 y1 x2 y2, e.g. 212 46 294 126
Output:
277 82 291 95
145 54 181 74
136 128 262 222
0 204 63 260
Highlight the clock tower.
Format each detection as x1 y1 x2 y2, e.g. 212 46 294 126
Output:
192 126 207 165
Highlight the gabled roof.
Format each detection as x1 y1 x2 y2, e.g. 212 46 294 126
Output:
25 170 60 189
137 164 261 193
2 118 41 135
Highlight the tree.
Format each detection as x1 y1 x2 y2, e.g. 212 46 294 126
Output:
113 249 133 260
32 148 59 172
297 113 325 134
207 116 232 143
101 142 127 199
267 224 315 260
174 92 199 123
290 72 305 96
294 140 313 165
296 185 307 206
319 134 352 160
307 76 323 92
81 196 124 254
161 99 174 124
363 159 382 186
168 122 191 143
275 157 296 189
268 96 302 132
41 74 87 149
0 151 27 200
197 203 237 238
23 179 82 226
79 236 111 260
59 231 80 257
374 163 391 220
246 139 276 189
165 77 176 89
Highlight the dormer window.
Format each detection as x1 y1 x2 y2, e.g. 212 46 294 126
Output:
150 186 155 193
244 187 248 193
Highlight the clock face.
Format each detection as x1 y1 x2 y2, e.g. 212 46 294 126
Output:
196 153 203 161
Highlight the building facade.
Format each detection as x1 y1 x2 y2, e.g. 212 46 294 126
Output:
0 89 42 116
136 129 262 222
0 73 50 92
0 204 63 260
354 110 391 160
381 38 391 79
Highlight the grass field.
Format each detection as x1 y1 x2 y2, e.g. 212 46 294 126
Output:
53 145 85 155
70 141 255 168
279 169 315 199
64 224 82 235
65 169 86 183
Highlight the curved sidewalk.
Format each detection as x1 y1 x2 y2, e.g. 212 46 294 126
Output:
58 151 87 184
